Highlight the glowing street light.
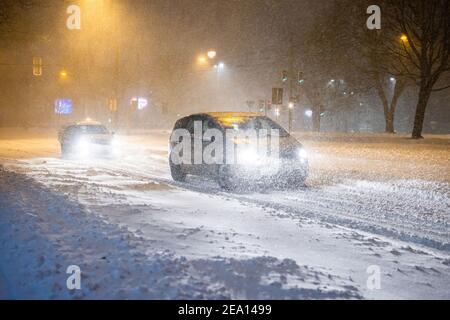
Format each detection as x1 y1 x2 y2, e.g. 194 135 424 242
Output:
207 50 217 59
59 69 68 79
400 34 408 42
275 107 280 117
288 102 294 109
197 55 207 65
214 62 225 69
305 110 313 117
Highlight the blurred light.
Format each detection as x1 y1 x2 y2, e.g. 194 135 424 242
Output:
305 110 313 117
197 55 207 64
288 102 294 109
390 77 396 82
207 50 217 59
275 107 280 117
239 148 259 165
214 62 225 70
400 34 408 42
59 70 68 79
76 137 90 158
298 148 308 159
54 99 73 114
131 97 148 110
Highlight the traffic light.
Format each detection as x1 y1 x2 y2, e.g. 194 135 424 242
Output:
297 71 305 85
282 70 288 82
32 57 42 76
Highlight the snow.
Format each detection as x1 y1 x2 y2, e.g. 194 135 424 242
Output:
0 129 449 299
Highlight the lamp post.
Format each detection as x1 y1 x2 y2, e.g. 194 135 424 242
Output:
288 102 294 133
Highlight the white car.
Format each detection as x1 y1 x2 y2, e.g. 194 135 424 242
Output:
58 120 115 158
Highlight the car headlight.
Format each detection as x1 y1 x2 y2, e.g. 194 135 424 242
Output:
239 148 259 165
76 137 90 153
298 148 308 159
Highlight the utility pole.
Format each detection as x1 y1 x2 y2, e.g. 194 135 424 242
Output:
287 35 294 133
113 45 120 130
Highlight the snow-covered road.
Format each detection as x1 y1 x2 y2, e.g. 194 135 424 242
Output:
0 130 449 299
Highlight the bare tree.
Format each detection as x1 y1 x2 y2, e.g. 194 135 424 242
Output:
300 0 411 133
383 0 450 138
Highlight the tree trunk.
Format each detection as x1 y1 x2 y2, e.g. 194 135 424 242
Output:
385 111 395 133
374 79 392 134
411 86 432 139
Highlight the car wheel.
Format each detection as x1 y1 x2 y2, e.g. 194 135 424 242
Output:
169 158 186 182
217 165 236 190
286 172 307 189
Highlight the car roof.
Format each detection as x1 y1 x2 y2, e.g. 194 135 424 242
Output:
174 112 265 128
199 112 262 119
76 120 103 126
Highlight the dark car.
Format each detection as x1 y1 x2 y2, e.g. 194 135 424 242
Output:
58 120 115 158
169 112 309 189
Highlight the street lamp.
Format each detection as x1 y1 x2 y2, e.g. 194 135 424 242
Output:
207 50 217 59
214 62 225 70
288 102 294 133
400 34 408 42
197 55 207 65
59 69 68 79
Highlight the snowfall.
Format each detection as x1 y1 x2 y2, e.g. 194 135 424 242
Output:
0 128 449 299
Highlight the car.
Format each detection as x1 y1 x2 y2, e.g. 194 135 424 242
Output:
58 120 115 158
169 112 309 189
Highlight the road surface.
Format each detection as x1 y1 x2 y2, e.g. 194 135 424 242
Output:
0 129 449 299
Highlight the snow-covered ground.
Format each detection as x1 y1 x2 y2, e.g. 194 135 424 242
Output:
0 129 449 299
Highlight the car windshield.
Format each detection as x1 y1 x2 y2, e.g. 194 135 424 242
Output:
216 116 289 137
68 125 108 135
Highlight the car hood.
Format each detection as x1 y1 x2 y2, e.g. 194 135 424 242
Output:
278 135 303 158
83 134 113 144
231 134 302 158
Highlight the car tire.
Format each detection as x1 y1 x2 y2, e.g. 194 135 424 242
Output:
169 158 186 182
286 172 307 189
217 165 236 190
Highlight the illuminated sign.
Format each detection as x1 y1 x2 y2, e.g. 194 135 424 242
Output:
131 97 148 110
54 99 73 114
